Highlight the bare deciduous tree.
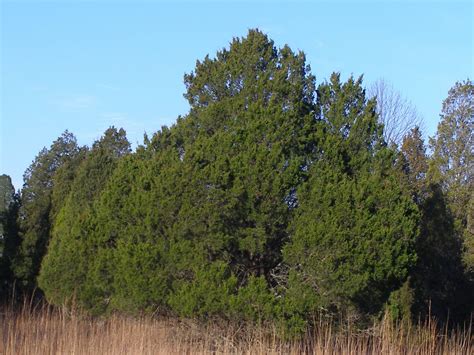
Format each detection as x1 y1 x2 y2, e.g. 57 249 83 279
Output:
368 79 424 146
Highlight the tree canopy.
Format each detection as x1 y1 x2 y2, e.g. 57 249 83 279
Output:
12 131 80 291
1 30 472 332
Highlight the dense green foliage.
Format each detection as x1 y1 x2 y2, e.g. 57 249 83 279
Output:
0 175 19 298
0 175 15 214
282 75 419 326
38 127 130 308
12 131 81 292
401 127 469 321
0 175 15 246
428 80 474 275
2 30 472 331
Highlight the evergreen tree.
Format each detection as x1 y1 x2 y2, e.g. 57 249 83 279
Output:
429 80 474 273
39 30 316 318
0 175 15 247
401 128 467 321
0 175 19 300
13 131 80 291
161 29 315 317
282 74 419 324
400 127 428 204
28 32 473 329
0 175 15 213
466 194 474 271
50 147 88 220
39 127 130 308
179 29 315 280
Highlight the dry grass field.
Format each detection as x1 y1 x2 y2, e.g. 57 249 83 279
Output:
1 302 472 354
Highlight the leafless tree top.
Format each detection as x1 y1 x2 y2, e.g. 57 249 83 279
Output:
368 79 424 146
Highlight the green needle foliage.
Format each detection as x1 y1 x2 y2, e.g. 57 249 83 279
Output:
0 175 15 252
51 30 316 317
282 74 419 327
401 127 468 322
38 127 130 310
12 131 80 292
0 175 19 299
4 30 470 333
429 80 474 275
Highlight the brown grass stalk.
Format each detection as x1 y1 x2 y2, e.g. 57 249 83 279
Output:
1 302 472 354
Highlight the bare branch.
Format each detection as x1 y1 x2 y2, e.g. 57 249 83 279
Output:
368 79 424 146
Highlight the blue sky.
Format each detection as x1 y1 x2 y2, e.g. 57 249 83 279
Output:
1 1 473 190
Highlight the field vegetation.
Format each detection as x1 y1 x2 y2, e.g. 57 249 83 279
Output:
1 29 473 353
2 301 472 354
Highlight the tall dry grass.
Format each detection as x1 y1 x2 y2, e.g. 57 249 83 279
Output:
1 301 472 354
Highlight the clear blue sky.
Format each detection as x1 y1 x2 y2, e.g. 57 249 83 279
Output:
1 1 473 190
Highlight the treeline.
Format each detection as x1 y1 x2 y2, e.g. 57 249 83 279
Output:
1 30 472 334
